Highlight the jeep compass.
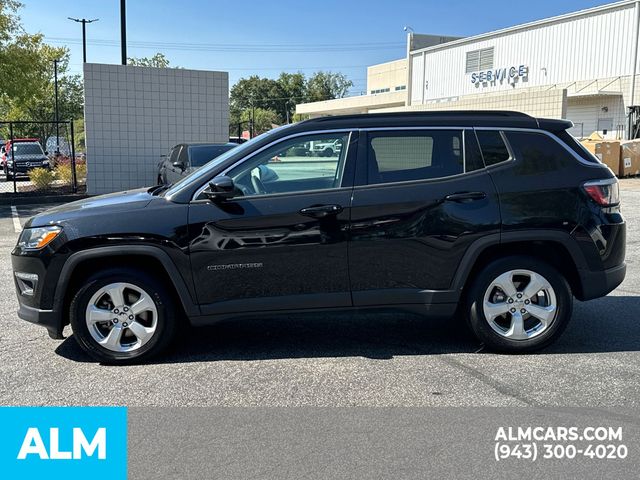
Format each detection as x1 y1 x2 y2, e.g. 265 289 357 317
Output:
11 111 626 363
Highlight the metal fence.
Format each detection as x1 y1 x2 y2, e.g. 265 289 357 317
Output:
0 120 84 197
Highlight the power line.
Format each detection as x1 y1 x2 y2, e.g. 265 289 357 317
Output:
44 36 405 53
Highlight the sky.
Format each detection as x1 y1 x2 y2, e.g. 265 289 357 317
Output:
20 0 610 94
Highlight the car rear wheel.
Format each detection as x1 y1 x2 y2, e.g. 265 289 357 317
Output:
70 268 177 364
465 256 572 352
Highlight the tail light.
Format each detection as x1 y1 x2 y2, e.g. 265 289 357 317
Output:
583 179 620 206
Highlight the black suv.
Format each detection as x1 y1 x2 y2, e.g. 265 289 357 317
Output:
12 112 626 363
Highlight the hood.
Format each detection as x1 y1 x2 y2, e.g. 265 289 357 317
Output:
26 188 155 228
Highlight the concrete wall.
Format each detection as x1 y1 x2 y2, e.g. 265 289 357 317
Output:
367 59 407 93
84 63 228 194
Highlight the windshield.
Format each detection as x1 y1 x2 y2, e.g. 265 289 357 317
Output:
165 125 290 197
13 143 44 156
189 144 236 167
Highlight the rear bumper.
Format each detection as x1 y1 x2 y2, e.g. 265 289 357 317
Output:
578 263 626 301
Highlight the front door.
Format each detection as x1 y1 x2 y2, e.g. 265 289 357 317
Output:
188 131 357 315
348 128 501 306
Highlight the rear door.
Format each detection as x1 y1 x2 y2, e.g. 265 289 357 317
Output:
348 128 501 306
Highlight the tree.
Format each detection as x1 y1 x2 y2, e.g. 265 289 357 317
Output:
229 71 354 133
127 53 171 68
239 107 279 136
305 71 353 103
0 1 81 139
277 72 306 122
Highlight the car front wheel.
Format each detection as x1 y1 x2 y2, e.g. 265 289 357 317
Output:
70 268 177 364
465 256 572 352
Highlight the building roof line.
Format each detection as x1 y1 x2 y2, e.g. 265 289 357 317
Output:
410 0 638 55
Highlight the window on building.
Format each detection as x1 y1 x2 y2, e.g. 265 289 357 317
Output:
395 85 407 91
465 47 494 73
370 88 391 95
476 130 510 166
367 130 463 184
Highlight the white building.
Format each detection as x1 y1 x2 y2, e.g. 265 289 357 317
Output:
297 0 640 140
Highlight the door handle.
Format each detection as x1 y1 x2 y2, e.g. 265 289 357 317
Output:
444 191 487 202
299 204 343 218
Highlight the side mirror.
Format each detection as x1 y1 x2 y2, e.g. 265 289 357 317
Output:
172 161 185 170
44 151 49 156
204 175 235 201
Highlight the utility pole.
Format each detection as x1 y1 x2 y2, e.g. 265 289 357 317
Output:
68 17 99 63
120 0 127 65
53 59 60 155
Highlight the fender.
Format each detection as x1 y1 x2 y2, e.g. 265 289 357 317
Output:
449 230 590 292
53 245 201 320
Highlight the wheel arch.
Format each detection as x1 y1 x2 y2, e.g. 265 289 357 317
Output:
55 246 200 328
452 231 589 300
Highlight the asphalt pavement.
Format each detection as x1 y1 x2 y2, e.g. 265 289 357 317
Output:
0 180 639 407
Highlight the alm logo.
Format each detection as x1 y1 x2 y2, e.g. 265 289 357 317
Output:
0 407 126 480
17 427 106 460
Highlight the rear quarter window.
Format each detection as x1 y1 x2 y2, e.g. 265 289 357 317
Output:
503 131 573 173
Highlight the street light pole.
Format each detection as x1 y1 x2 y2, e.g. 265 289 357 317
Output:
53 59 60 154
68 18 99 63
120 0 127 65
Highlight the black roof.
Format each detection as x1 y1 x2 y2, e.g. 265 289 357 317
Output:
295 111 572 131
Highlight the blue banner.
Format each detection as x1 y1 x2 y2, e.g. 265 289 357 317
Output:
0 407 127 479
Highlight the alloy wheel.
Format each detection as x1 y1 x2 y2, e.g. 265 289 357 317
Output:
85 282 158 352
482 269 557 341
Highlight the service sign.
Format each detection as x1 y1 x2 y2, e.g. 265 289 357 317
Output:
471 65 529 85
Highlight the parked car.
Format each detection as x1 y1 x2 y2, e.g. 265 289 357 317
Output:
310 138 342 157
157 142 237 185
12 111 625 363
2 139 50 180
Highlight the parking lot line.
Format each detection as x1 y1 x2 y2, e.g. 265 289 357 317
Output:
10 206 22 233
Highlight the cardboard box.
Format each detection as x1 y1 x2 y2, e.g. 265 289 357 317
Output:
580 139 621 176
620 139 640 177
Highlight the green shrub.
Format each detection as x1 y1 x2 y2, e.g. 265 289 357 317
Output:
30 168 55 189
54 163 73 184
76 163 87 183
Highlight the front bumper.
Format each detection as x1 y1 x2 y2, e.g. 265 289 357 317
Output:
17 301 64 339
6 164 50 174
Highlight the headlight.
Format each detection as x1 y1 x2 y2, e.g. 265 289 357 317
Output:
18 226 62 249
42 160 50 166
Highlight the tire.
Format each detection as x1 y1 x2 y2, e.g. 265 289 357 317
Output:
465 255 572 353
70 268 177 364
324 148 334 157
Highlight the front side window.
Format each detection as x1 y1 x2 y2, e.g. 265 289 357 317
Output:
367 130 463 184
227 133 350 197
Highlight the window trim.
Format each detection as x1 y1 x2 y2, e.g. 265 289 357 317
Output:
191 129 354 201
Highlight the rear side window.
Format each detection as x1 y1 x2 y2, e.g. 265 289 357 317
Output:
555 130 599 164
367 130 463 184
475 130 510 166
503 131 572 172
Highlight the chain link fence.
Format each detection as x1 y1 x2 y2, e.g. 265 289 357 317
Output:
0 120 85 197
